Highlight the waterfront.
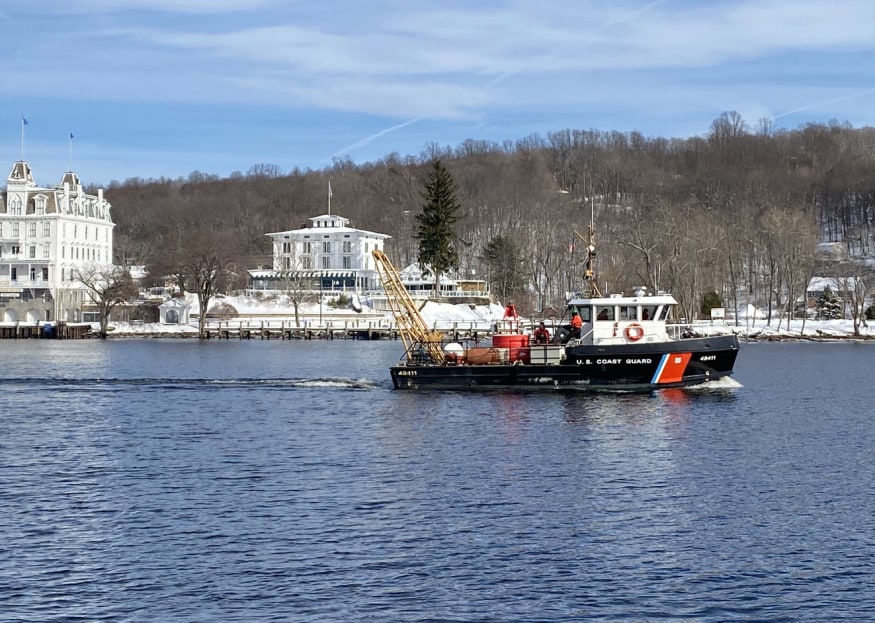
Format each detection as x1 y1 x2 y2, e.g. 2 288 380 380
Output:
1 340 873 621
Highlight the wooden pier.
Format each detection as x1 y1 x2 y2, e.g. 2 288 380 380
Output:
0 321 92 340
202 319 399 340
200 318 488 342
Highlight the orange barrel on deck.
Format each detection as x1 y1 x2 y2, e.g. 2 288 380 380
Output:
492 334 530 363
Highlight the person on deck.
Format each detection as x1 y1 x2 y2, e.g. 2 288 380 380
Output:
570 311 583 339
533 322 551 344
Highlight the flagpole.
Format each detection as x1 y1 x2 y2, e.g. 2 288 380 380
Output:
328 180 332 215
69 132 74 172
20 115 27 161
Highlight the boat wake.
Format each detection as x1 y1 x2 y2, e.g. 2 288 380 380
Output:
0 377 382 392
686 376 743 391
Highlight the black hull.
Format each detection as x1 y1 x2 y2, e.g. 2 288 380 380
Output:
390 335 740 391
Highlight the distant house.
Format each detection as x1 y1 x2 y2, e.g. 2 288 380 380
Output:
247 213 389 294
806 276 863 302
805 276 868 319
814 242 849 262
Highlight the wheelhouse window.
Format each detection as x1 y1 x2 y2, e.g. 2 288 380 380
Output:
619 305 637 321
641 305 658 321
595 305 614 321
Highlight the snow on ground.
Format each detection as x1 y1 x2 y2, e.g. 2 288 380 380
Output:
103 293 874 339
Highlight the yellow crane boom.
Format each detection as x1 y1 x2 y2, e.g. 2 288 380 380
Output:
371 249 445 364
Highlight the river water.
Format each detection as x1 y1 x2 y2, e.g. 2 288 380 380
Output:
1 339 873 622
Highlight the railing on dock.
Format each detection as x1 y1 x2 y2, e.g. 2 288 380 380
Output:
199 317 494 341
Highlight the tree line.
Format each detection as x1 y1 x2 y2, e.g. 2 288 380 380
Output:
103 112 875 329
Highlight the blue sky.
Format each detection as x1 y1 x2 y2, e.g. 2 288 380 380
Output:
3 0 874 187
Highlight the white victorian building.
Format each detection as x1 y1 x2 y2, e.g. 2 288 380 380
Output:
248 213 389 293
0 161 114 323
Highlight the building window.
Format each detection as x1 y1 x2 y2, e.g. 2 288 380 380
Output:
282 242 291 254
43 222 51 236
11 267 17 281
11 245 20 255
303 242 312 255
322 241 331 253
283 257 291 270
12 223 19 237
43 267 49 281
42 243 50 258
342 256 351 269
321 256 330 269
342 240 352 253
10 197 22 215
30 267 36 281
29 222 37 236
302 256 312 269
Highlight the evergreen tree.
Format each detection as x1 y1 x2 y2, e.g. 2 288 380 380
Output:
816 286 843 320
482 235 525 303
416 160 461 292
700 290 723 319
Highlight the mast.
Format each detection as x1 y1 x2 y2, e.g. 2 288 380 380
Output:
583 201 602 297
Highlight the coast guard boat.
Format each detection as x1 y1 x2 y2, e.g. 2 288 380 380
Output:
372 226 739 391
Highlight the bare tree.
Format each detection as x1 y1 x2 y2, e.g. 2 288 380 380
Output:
74 265 138 338
180 231 237 338
279 259 318 327
829 269 869 336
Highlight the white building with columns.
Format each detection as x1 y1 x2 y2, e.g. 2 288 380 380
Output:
248 213 389 293
0 160 114 323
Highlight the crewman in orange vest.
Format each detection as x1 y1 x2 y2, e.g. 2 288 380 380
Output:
533 322 551 344
570 311 583 338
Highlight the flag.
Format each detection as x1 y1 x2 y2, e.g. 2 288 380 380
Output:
70 132 74 139
328 181 333 198
21 115 28 125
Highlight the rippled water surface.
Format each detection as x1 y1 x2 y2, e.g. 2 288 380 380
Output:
1 340 873 621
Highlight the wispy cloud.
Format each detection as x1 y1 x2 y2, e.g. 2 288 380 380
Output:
6 0 875 182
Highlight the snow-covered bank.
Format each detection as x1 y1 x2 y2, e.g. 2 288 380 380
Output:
100 293 874 340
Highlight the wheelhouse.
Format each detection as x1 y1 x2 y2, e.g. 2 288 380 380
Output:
565 290 679 346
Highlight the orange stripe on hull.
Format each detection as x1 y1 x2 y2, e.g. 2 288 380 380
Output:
656 352 692 384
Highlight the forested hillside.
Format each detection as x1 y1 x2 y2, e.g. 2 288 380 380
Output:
104 112 875 319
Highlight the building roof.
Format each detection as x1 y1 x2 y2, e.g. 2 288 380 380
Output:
265 212 390 240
